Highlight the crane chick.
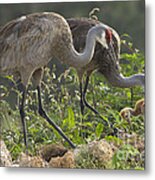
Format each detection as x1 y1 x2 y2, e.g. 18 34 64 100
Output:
120 98 145 123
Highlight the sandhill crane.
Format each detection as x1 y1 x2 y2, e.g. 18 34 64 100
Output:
120 98 145 123
0 12 113 150
67 18 145 117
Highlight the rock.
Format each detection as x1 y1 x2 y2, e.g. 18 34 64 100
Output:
74 139 114 169
59 151 75 168
0 139 12 167
19 153 46 167
88 139 114 162
39 144 68 162
49 151 75 168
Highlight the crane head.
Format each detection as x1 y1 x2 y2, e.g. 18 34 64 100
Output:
93 24 113 49
120 107 132 124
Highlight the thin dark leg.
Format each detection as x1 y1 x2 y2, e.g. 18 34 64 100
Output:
19 86 28 151
83 76 100 115
80 82 85 116
37 85 76 149
79 81 87 139
83 76 109 126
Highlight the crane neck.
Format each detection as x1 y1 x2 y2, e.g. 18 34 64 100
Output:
104 71 145 88
53 27 97 69
128 106 142 116
71 29 96 68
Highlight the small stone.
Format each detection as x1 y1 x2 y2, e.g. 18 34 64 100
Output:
49 151 75 168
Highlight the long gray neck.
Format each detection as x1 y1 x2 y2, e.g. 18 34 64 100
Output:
68 29 96 68
105 72 145 88
54 28 97 68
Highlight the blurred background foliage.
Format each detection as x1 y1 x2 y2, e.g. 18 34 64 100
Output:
0 1 145 169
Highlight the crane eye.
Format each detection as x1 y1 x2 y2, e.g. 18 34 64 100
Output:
105 29 112 44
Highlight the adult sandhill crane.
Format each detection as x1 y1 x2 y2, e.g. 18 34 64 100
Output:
67 18 145 116
0 12 113 150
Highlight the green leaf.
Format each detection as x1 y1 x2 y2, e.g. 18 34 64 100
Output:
68 107 75 128
95 123 104 138
63 106 75 130
100 115 110 127
4 75 14 81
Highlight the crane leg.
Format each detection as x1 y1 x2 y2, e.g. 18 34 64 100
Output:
19 85 28 152
82 76 109 125
82 76 100 115
80 82 85 116
36 85 76 149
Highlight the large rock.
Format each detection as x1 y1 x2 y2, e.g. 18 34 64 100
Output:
74 139 115 169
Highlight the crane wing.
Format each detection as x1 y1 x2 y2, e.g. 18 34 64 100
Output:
0 14 53 56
